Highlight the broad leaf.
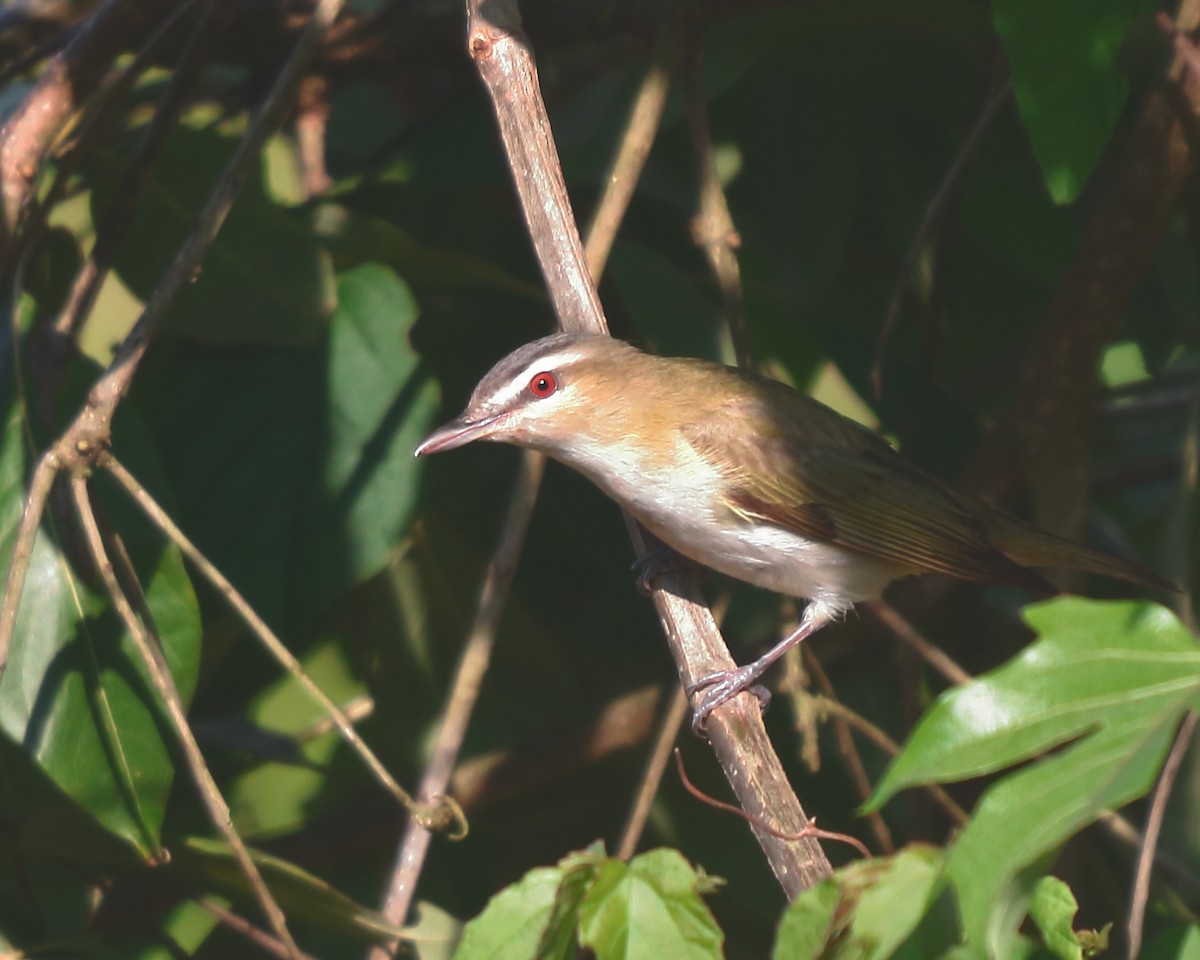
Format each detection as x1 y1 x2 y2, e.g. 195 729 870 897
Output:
134 263 437 631
577 849 723 960
991 0 1149 203
870 598 1200 955
773 845 943 960
454 849 604 960
0 298 202 859
91 119 333 345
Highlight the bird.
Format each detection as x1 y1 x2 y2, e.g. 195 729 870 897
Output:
414 332 1175 730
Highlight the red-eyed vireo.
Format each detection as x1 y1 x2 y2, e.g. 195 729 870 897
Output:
415 333 1174 729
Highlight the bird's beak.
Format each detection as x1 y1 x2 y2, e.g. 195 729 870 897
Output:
414 412 506 457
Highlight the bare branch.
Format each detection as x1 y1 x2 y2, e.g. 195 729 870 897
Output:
1127 710 1198 959
682 38 753 369
802 648 894 854
867 599 972 687
69 474 301 960
464 0 831 896
198 898 319 960
0 0 175 265
103 456 450 828
583 46 672 281
616 686 690 861
367 449 544 955
371 30 700 945
871 80 1010 401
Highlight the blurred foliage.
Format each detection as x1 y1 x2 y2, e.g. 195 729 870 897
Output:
0 0 1196 958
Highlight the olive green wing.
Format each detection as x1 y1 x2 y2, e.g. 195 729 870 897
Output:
681 400 1054 593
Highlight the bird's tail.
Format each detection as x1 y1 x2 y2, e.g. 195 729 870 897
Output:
980 507 1178 593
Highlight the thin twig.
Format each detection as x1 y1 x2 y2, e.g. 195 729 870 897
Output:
1127 710 1199 959
448 686 664 813
371 29 682 945
99 0 348 397
1099 811 1200 905
867 599 972 687
682 37 752 370
583 46 672 281
16 0 205 283
616 686 690 860
464 0 830 895
198 898 319 960
807 693 968 826
0 455 56 673
802 648 895 853
69 475 301 960
673 749 871 859
103 456 451 828
0 0 177 266
870 80 1010 401
50 0 220 343
368 450 545 956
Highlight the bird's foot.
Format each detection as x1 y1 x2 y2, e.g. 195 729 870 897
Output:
687 668 771 735
631 544 699 595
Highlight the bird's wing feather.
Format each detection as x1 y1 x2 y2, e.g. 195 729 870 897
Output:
681 391 1053 592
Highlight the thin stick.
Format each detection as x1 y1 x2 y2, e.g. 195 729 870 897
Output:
870 81 1010 401
0 455 56 674
97 0 348 400
198 898 318 960
69 475 301 960
583 47 672 281
868 599 972 687
51 0 220 342
1100 811 1200 905
803 648 895 853
808 693 968 825
1127 710 1199 959
367 450 545 956
682 39 752 370
673 749 871 859
616 686 690 860
4 0 350 682
103 456 450 827
370 32 681 945
466 0 830 896
0 0 177 266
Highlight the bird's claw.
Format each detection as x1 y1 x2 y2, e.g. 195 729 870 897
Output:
687 668 771 735
631 544 687 595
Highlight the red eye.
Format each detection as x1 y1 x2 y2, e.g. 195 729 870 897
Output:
528 371 557 398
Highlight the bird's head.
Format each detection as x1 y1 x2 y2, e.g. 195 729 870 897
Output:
415 333 644 459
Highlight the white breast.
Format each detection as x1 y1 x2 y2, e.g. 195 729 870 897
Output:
549 433 903 612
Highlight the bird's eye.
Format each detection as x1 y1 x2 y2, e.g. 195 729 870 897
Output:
528 372 557 398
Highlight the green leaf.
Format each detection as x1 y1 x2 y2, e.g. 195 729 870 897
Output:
991 0 1148 204
454 850 604 960
577 849 724 960
773 845 944 960
1027 877 1082 960
0 300 202 859
870 598 1200 955
134 262 437 630
175 836 406 943
1142 925 1200 960
91 119 334 345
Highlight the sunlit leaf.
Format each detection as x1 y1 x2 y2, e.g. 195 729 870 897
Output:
870 599 1200 954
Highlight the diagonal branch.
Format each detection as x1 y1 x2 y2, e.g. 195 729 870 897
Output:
369 43 680 948
0 0 176 266
103 455 455 830
69 474 302 960
464 0 830 895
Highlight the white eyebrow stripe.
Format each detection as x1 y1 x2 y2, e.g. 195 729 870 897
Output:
489 349 587 407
